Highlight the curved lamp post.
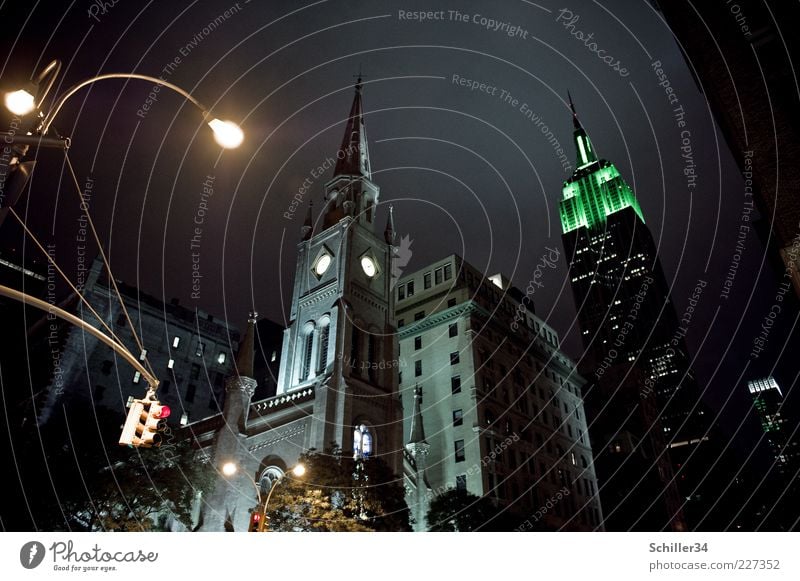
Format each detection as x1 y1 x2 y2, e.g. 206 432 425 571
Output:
222 462 306 532
4 61 243 148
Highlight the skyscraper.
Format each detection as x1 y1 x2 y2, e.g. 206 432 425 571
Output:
559 95 709 530
748 377 799 476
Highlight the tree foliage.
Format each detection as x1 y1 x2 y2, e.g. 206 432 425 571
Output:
266 446 410 532
426 489 520 531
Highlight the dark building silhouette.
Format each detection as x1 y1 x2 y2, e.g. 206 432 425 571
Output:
559 97 715 530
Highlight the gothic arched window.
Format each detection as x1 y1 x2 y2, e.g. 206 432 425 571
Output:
317 318 330 373
353 424 373 459
301 325 314 381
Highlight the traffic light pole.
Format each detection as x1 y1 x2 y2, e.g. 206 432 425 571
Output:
0 283 158 388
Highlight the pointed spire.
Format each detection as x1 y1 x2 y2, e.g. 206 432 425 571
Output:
568 90 581 130
568 92 597 167
408 385 428 445
333 77 372 180
384 205 396 245
234 312 258 378
301 200 314 240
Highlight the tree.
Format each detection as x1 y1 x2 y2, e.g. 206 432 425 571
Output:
266 446 410 531
31 405 213 531
427 489 521 531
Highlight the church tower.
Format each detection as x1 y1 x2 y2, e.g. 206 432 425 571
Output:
276 78 401 472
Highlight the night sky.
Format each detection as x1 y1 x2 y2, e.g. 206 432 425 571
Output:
2 0 796 443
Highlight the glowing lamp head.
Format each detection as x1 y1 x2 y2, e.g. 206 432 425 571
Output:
5 89 36 116
292 464 306 477
153 404 170 419
208 118 243 149
222 462 238 477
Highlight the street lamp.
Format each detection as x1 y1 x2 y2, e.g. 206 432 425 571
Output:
222 461 306 532
2 60 243 148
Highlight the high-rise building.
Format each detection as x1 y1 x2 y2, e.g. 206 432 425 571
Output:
559 96 710 530
748 377 799 475
653 0 800 296
395 255 602 531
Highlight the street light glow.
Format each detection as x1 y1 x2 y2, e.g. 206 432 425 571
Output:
208 118 243 149
222 462 237 476
5 89 36 116
292 463 306 477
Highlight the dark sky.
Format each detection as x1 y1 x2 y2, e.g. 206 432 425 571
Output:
2 0 797 439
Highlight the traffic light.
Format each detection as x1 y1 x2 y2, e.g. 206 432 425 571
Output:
248 511 262 532
119 398 171 447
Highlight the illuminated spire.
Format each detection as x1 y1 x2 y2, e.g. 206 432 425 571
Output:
408 384 428 445
384 204 396 244
333 76 372 179
568 92 598 167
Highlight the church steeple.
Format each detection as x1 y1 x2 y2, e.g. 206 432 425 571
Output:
322 77 380 230
568 92 598 167
333 77 371 179
407 384 428 446
384 205 396 245
233 312 257 379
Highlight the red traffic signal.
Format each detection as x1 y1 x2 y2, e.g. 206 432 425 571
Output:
249 512 262 532
119 398 170 447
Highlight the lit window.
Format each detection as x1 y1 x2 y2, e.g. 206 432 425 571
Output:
180 413 189 426
172 336 181 348
139 349 147 361
167 359 175 369
217 352 226 365
132 371 141 384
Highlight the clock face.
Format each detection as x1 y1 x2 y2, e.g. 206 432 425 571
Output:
314 254 332 276
360 256 376 277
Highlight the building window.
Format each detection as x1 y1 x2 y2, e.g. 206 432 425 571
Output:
444 264 453 280
450 352 460 365
398 285 405 300
167 358 175 369
414 336 422 350
414 311 425 321
353 424 374 458
435 268 443 285
407 281 415 297
453 409 463 427
448 323 458 338
132 371 141 384
172 336 181 348
454 439 466 462
447 298 457 308
415 360 422 377
456 474 467 491
485 409 495 426
195 342 205 357
318 324 330 372
302 329 314 380
451 375 462 394
139 349 147 361
397 318 404 328
424 272 432 289
217 352 226 365
186 384 196 403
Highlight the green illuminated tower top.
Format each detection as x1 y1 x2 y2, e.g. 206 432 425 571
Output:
559 94 644 233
